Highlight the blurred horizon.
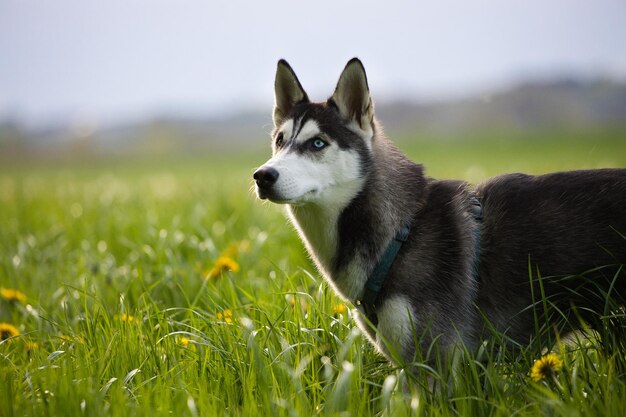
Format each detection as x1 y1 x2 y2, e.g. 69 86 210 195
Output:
2 0 626 130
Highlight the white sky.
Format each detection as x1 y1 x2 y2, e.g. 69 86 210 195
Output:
1 0 625 126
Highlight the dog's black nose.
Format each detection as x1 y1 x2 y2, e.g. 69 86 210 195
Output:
253 167 279 189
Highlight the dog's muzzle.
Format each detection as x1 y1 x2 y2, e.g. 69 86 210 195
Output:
253 167 279 199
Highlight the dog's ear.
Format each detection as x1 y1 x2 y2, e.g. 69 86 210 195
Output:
274 59 309 127
329 58 374 132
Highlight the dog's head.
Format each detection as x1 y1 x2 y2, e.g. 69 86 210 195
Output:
254 58 375 206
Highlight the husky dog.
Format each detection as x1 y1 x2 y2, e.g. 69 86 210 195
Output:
253 58 626 364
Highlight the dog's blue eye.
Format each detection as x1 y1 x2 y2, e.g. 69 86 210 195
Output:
309 138 327 150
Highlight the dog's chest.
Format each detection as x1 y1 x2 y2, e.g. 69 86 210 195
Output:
287 204 369 301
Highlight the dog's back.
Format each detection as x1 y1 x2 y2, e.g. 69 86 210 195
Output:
476 168 626 341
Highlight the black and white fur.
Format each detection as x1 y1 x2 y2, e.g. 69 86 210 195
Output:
254 58 626 364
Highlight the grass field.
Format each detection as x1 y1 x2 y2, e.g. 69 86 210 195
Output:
1 131 625 416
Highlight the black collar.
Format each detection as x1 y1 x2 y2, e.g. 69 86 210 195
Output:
357 224 411 325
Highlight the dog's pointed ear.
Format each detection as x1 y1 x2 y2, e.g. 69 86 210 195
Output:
274 59 309 127
329 58 374 131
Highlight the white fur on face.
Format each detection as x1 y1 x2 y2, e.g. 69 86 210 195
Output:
292 119 320 144
261 118 364 206
276 117 321 147
260 146 363 206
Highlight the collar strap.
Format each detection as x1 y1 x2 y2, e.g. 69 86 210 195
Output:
357 224 411 325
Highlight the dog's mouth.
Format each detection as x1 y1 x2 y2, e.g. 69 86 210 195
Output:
256 187 318 205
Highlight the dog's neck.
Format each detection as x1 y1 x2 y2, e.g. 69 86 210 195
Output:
286 178 362 284
287 135 426 302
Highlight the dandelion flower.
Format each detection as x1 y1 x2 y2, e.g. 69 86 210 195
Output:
0 322 20 341
59 335 85 345
24 341 39 352
333 304 347 316
286 294 308 312
216 309 234 323
530 353 564 382
1 288 26 303
116 313 139 324
176 336 197 351
206 256 240 279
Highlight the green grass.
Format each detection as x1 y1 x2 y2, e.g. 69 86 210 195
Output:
1 132 625 416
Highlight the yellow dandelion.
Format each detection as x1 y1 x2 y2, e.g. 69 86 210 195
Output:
530 353 564 382
24 341 39 352
216 309 234 323
286 294 297 307
1 288 27 303
176 336 197 351
206 256 240 279
333 304 347 316
116 313 139 324
286 294 308 312
0 322 20 341
59 335 85 345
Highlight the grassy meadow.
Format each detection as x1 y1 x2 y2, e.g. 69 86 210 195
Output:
1 131 625 416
